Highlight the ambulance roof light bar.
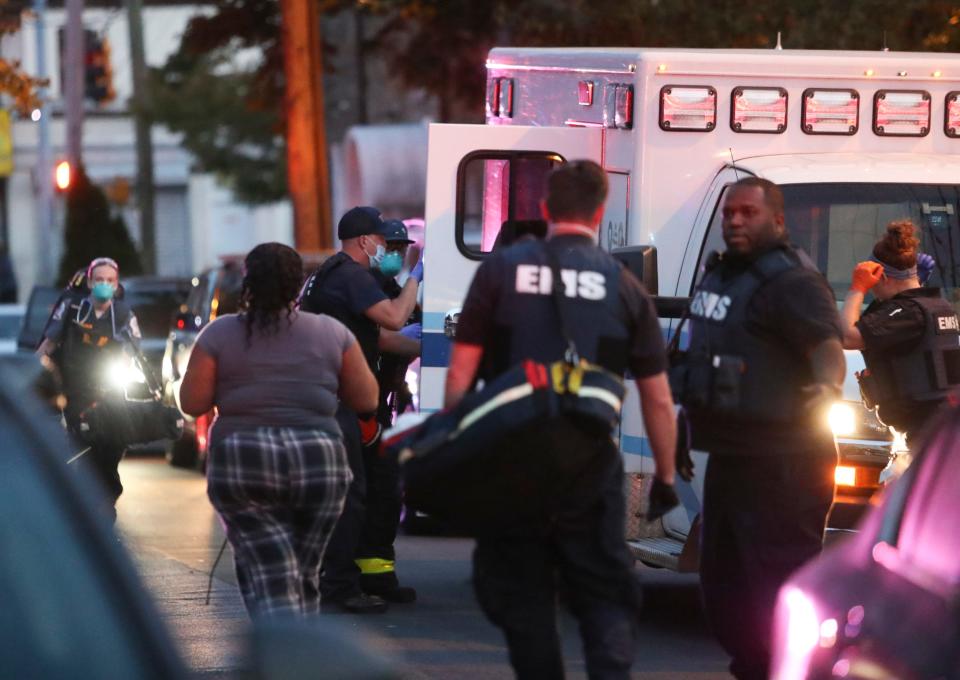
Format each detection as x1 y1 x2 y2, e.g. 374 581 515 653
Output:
659 85 716 132
802 89 859 136
946 91 960 138
873 90 930 137
731 87 787 134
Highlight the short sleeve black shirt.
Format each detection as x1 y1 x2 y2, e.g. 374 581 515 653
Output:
299 252 387 368
455 235 667 380
747 266 843 354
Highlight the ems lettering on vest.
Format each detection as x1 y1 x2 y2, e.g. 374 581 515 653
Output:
515 265 606 300
690 290 731 322
936 313 960 333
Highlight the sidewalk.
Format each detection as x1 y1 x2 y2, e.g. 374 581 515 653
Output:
116 459 249 677
126 540 248 677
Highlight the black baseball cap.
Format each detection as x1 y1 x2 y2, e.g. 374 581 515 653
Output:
382 219 415 245
338 206 388 240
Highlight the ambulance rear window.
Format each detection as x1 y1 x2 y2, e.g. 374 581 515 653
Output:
456 151 563 259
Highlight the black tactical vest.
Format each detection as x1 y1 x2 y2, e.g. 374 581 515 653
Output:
683 245 818 426
60 297 131 401
486 237 629 379
862 290 960 406
300 253 380 370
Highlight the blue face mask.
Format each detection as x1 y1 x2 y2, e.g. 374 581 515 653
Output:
91 282 116 302
364 241 387 269
379 251 403 277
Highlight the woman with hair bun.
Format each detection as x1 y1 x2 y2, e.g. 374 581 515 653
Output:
841 220 960 442
179 242 378 618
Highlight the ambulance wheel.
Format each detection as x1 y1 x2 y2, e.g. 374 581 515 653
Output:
166 434 198 469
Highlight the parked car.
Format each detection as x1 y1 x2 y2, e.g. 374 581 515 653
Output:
0 355 399 679
121 277 191 380
162 252 330 468
17 286 61 352
771 400 960 680
0 303 24 355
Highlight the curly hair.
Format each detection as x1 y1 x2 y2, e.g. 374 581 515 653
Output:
240 243 303 345
873 220 921 270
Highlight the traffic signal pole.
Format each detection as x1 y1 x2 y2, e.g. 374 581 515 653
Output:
64 0 84 168
33 0 54 285
126 0 156 273
280 0 332 251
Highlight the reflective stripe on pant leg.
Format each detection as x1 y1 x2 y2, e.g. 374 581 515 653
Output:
355 557 395 574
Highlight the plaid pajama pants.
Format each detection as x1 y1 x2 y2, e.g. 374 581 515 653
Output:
207 427 352 618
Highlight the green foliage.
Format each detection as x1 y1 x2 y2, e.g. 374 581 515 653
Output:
150 47 287 204
149 0 286 204
57 167 143 287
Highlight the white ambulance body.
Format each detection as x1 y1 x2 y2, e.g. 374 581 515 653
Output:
418 48 960 568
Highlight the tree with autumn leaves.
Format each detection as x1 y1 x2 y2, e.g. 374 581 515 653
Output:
151 0 960 205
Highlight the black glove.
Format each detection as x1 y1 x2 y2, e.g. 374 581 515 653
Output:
676 408 695 483
645 477 680 522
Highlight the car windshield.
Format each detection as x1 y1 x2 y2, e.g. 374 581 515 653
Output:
781 183 960 312
124 284 189 339
698 183 960 314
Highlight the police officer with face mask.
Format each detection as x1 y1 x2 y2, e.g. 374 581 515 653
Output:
299 207 423 613
674 178 846 680
37 256 142 522
840 220 960 443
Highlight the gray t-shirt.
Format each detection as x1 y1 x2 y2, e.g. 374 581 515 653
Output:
196 312 355 447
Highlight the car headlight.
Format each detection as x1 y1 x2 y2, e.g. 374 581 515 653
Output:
829 400 890 440
107 358 146 389
828 402 856 436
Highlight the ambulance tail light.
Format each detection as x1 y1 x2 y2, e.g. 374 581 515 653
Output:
731 87 787 133
659 85 717 131
873 90 930 137
802 89 859 135
945 92 960 138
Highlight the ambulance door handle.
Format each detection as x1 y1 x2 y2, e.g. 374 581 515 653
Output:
444 309 461 339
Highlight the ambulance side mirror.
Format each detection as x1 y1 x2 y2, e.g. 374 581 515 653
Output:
611 245 689 319
612 245 659 295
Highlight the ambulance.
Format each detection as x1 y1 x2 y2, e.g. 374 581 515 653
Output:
417 47 960 569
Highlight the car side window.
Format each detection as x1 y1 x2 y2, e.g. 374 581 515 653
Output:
692 186 729 289
214 267 243 317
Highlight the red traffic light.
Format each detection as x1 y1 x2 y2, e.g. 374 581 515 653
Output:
55 160 71 191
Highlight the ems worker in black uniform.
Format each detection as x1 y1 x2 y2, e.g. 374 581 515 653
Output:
840 219 960 443
676 178 846 680
446 160 679 680
37 257 142 522
299 206 422 614
355 218 421 603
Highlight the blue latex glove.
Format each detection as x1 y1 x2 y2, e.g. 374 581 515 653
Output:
409 258 424 283
399 323 422 341
917 252 935 285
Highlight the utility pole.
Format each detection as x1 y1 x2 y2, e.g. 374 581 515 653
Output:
33 0 53 285
64 0 83 167
126 0 156 273
280 0 331 250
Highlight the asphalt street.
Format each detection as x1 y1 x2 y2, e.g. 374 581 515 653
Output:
116 457 731 679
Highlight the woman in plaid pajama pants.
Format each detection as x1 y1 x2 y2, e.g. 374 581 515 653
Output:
180 243 379 618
